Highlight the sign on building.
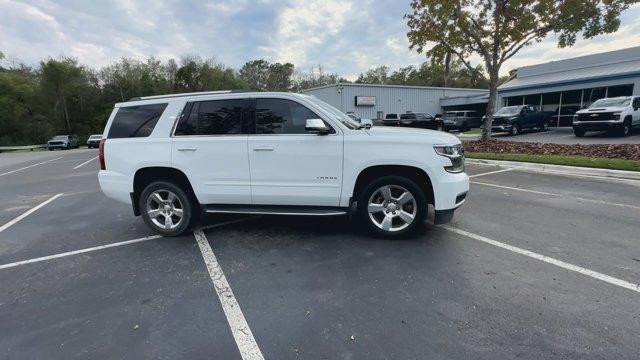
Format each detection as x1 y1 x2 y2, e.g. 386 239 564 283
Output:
355 96 376 106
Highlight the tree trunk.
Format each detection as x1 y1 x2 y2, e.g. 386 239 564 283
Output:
443 52 451 87
481 71 499 142
62 96 71 133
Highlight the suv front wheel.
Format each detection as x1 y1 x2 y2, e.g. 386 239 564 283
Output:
358 176 427 238
139 181 194 236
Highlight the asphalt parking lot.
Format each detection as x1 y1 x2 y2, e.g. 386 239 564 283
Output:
459 126 640 144
1 148 639 359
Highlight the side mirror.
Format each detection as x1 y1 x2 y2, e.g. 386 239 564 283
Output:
305 119 330 135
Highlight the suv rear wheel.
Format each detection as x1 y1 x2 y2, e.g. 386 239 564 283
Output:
358 176 426 238
139 181 194 236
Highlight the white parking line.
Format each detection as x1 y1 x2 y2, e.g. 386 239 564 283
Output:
194 227 265 360
469 168 515 178
0 193 63 233
443 226 640 294
471 181 640 210
73 156 98 170
0 235 162 270
0 157 63 177
0 216 258 271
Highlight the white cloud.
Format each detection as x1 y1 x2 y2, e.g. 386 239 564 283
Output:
0 0 638 79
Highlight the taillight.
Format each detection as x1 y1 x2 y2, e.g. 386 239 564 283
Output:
98 139 106 170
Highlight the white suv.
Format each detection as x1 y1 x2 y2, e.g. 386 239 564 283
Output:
98 91 469 238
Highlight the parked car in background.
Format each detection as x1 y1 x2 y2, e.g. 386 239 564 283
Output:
572 96 640 137
47 135 79 150
383 113 400 126
398 112 444 131
87 134 103 148
98 91 468 238
489 105 548 136
442 110 482 132
347 113 373 128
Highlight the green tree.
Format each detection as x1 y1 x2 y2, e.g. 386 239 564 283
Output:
239 59 295 91
406 0 637 141
356 66 390 84
292 65 346 91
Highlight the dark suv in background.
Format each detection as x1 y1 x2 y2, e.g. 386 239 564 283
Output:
442 111 482 132
398 112 444 131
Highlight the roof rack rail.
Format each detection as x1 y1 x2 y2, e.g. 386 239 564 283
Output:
128 90 252 102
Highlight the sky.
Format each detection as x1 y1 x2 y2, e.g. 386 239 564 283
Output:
1 0 640 80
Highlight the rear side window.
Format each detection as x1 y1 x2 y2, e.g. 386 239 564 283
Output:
255 98 321 134
108 103 167 138
400 114 416 120
175 99 250 136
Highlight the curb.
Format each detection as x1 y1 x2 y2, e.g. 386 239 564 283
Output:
466 158 640 181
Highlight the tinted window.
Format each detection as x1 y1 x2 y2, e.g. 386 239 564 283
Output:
400 114 416 119
175 100 250 136
385 114 398 119
175 102 197 136
255 98 321 134
108 103 167 138
198 100 247 135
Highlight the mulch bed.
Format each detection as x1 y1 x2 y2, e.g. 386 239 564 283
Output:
462 140 640 161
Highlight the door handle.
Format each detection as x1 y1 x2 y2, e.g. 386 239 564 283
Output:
177 148 197 152
252 147 274 152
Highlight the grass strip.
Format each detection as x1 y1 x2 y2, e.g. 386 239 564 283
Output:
467 152 640 172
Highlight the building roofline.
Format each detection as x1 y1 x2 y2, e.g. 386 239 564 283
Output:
514 46 640 75
498 71 640 93
300 82 489 93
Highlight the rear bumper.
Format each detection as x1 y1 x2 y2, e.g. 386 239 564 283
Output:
98 170 131 204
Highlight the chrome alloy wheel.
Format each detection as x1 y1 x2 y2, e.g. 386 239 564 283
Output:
146 190 184 230
367 185 417 232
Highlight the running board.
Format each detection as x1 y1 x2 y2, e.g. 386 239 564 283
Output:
203 205 348 217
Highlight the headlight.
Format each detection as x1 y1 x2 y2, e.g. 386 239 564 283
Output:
434 144 465 173
613 112 622 119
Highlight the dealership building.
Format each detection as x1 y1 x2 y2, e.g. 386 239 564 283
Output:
497 46 640 126
301 83 488 119
302 46 640 126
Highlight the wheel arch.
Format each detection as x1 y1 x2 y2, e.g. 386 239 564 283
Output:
132 167 198 216
351 165 434 206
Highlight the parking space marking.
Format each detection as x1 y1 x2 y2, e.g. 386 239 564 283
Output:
443 226 640 294
72 156 98 170
0 193 63 233
194 227 265 360
0 216 259 271
0 157 63 177
0 234 162 270
469 168 515 178
471 181 640 210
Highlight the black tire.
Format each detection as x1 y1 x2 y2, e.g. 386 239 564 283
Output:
139 181 196 236
540 121 549 132
616 119 632 137
573 127 585 137
357 175 427 238
460 122 469 132
509 123 520 136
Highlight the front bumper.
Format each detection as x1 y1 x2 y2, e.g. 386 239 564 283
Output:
573 120 623 131
491 124 512 132
48 143 67 149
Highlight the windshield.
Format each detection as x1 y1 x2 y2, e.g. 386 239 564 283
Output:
442 112 458 118
53 135 68 140
495 106 520 116
306 96 362 129
590 97 631 108
385 114 397 119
